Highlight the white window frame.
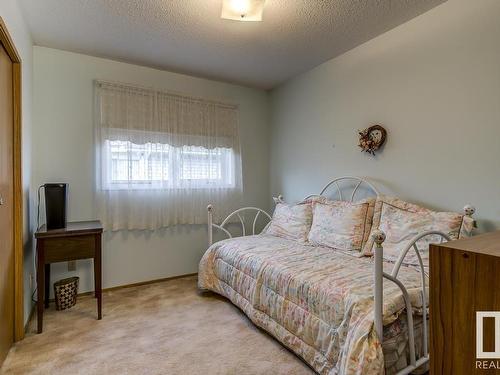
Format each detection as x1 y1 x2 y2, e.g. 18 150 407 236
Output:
102 139 236 191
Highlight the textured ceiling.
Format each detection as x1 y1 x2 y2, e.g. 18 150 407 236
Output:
19 0 446 89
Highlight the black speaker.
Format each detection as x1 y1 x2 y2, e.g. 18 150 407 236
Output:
44 183 68 230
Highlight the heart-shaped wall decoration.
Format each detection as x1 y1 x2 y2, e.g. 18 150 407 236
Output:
358 125 387 155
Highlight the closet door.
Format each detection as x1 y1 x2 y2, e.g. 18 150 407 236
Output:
0 40 15 365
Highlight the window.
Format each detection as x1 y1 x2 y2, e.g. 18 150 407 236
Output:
95 80 242 230
103 140 235 189
108 141 169 183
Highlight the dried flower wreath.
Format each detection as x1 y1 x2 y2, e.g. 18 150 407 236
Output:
358 125 387 155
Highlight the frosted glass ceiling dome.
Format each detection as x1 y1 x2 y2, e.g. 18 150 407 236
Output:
221 0 266 21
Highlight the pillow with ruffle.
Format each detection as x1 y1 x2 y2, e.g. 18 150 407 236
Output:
265 201 313 242
362 196 474 267
308 197 375 251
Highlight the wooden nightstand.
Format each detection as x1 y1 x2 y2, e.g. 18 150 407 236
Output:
430 230 500 374
35 221 103 333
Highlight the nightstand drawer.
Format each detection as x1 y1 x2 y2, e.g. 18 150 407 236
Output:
43 234 96 263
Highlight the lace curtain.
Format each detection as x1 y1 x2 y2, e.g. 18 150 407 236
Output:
95 81 242 230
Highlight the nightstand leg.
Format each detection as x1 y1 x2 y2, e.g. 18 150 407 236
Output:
94 233 102 320
37 240 45 333
44 264 50 308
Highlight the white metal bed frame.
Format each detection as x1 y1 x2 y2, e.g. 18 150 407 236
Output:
206 176 475 375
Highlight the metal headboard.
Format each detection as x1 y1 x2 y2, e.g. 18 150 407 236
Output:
303 176 379 202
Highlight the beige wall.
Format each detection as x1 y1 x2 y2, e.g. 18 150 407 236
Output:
33 47 270 296
270 0 500 232
0 0 34 324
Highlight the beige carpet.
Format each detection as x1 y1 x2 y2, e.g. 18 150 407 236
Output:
1 276 314 375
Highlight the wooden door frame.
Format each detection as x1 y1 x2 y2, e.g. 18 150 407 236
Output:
0 17 24 342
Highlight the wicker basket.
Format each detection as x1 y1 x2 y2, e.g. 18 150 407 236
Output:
54 276 79 311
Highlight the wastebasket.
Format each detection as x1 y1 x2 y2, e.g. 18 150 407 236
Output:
53 276 79 311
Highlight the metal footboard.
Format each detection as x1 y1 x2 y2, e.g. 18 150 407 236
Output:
207 204 272 246
372 205 476 375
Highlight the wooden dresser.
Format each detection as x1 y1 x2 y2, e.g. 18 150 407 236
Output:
430 230 500 374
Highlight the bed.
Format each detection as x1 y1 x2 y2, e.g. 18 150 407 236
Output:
198 177 475 374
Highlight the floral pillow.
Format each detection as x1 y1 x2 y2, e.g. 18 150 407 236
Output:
362 196 475 267
265 201 313 242
307 197 376 251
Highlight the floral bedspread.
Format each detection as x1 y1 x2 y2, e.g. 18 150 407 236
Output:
198 234 425 374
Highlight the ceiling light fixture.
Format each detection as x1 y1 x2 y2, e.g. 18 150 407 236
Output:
221 0 266 22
